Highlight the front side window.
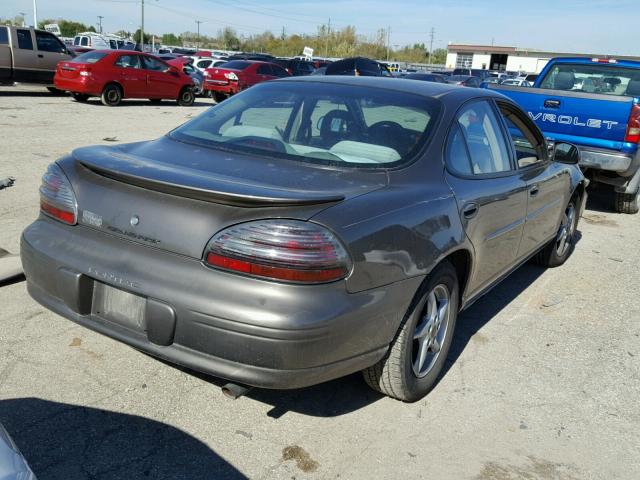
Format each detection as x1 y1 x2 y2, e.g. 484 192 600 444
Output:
539 62 640 96
447 101 512 175
35 31 66 53
114 55 141 69
16 29 33 50
197 59 212 69
169 82 441 169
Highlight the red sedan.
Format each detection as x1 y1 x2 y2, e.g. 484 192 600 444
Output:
54 50 195 106
203 60 290 102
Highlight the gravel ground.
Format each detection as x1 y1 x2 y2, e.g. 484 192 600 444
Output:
0 85 639 480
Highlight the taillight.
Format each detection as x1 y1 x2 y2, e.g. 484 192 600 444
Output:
224 72 238 81
625 104 640 143
204 220 351 284
39 163 77 225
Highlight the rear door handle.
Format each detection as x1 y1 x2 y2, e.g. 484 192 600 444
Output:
462 202 479 219
544 99 561 108
529 185 540 197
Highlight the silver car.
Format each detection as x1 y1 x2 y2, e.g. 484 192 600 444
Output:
21 77 586 401
0 423 37 480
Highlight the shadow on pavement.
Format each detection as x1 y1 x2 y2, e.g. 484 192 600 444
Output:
0 398 246 480
585 184 617 214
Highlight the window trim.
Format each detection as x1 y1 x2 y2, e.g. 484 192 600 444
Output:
444 98 520 180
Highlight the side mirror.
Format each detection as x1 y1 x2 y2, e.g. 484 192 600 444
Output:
552 142 580 165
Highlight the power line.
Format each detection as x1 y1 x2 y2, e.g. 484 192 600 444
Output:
428 27 435 65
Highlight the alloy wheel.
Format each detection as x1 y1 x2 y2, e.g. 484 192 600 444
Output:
412 284 450 378
556 203 576 257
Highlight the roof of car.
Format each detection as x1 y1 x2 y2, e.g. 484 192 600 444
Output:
275 75 504 102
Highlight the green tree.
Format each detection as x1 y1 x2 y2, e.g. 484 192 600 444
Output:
37 19 95 37
161 33 181 45
133 28 153 45
219 27 240 50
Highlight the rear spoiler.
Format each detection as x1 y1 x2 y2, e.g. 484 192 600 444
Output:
74 148 345 208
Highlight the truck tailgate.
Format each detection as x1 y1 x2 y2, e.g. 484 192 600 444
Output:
490 84 636 154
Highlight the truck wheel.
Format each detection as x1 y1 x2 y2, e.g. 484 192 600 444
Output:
615 190 639 214
72 93 89 102
213 92 227 103
534 197 580 268
362 261 459 402
101 84 122 106
177 87 195 106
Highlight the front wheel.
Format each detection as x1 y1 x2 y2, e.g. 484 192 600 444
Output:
362 261 459 402
534 197 579 267
101 84 122 106
177 87 195 106
615 190 639 214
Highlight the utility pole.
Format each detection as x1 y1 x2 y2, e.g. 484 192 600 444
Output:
97 16 104 34
324 18 330 58
427 27 435 65
140 0 144 51
32 0 37 27
386 25 391 62
195 20 203 49
19 12 26 27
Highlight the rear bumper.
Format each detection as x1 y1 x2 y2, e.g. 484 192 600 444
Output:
203 80 240 95
54 76 101 95
21 218 421 389
579 146 634 173
579 146 640 193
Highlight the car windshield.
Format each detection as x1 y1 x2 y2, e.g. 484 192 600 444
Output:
219 60 251 71
169 81 441 169
71 51 108 64
539 62 640 96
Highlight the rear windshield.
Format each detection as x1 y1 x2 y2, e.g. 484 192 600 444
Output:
539 63 640 96
169 81 441 169
221 60 251 70
72 51 107 64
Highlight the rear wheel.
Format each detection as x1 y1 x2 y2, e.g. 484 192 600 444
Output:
177 87 195 106
213 92 227 103
615 190 639 214
362 261 459 402
46 86 63 95
72 93 89 102
101 84 122 106
534 197 579 267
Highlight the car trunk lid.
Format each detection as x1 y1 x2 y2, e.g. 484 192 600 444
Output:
64 137 387 259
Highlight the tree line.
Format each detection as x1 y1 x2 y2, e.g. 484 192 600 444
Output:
1 16 446 64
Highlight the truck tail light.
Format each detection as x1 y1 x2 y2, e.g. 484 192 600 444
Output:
625 104 640 143
204 220 351 284
39 163 78 225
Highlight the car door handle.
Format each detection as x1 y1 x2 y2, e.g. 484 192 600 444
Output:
544 99 560 108
462 202 479 219
37 54 44 58
529 185 540 197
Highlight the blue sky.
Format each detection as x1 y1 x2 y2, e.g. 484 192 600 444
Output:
4 0 638 55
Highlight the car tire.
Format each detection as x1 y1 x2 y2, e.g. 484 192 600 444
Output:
101 84 122 106
614 190 639 214
534 196 580 268
72 93 89 102
213 92 227 103
362 261 459 402
149 99 162 104
46 86 63 95
177 87 195 106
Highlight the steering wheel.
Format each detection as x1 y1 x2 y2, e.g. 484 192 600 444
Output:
225 136 287 153
367 121 407 152
319 109 358 146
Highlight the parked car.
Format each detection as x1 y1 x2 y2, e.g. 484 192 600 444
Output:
500 78 532 87
0 25 73 90
22 77 586 402
73 32 132 50
226 53 275 61
273 58 316 76
447 75 482 87
325 57 392 77
489 57 640 213
167 57 204 95
54 50 195 106
0 422 37 479
404 72 448 83
192 57 227 72
202 60 289 102
452 68 491 79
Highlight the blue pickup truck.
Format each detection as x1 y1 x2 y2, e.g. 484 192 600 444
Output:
489 57 640 213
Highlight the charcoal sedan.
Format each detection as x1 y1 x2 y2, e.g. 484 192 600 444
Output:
21 77 586 401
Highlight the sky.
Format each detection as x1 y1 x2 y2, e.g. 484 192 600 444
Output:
4 0 639 55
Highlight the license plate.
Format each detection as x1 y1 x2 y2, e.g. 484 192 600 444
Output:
92 282 146 331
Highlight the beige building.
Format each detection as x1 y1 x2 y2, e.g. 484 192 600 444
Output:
446 44 640 74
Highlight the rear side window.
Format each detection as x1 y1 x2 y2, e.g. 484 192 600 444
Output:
72 51 108 64
539 63 640 96
35 31 66 53
257 64 272 75
0 27 8 45
17 29 33 50
197 59 212 69
114 54 141 69
447 101 512 175
221 60 251 71
80 37 89 47
142 56 168 71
